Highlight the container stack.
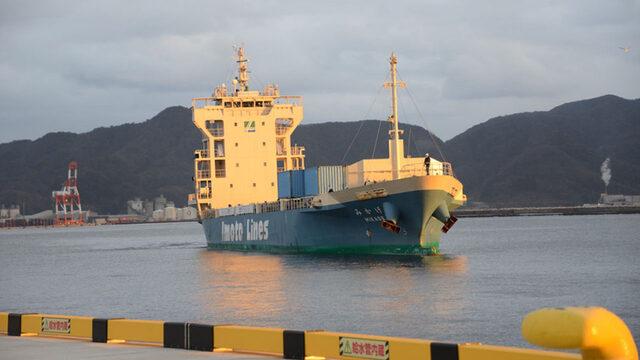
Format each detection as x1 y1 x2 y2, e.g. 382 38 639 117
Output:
277 166 347 199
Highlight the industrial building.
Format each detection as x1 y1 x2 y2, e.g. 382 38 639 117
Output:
126 195 197 222
599 194 640 206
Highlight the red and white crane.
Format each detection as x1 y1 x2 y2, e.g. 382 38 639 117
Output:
52 161 84 226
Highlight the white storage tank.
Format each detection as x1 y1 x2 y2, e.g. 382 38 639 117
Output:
175 208 184 221
164 206 177 221
182 207 197 220
152 209 165 221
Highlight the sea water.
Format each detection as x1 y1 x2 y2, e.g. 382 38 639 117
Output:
1 214 638 348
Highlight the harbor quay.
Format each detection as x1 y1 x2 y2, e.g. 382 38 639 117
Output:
0 335 266 360
0 308 637 360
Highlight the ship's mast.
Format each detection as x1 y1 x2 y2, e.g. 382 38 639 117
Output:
385 52 405 180
235 47 249 91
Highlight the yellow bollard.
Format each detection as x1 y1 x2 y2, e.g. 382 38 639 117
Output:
522 307 638 360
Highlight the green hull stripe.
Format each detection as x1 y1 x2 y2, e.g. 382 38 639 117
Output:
208 242 441 256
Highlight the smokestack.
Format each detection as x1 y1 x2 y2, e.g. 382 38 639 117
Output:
600 158 611 194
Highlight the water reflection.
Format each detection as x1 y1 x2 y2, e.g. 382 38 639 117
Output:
421 255 469 274
197 250 470 329
198 251 287 323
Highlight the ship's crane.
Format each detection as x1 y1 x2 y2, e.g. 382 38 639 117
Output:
52 161 84 226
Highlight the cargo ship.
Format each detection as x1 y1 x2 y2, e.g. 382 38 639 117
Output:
190 48 465 255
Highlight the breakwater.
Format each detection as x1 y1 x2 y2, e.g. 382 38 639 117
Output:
456 205 640 218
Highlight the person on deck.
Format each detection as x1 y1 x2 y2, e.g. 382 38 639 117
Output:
424 153 431 175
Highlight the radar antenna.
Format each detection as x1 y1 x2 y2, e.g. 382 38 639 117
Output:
234 46 250 91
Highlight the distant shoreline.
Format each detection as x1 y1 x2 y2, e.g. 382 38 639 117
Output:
456 205 640 218
3 206 640 230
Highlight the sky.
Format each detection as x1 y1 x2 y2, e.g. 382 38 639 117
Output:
1 0 639 143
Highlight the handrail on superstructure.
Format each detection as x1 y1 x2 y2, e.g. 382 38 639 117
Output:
290 145 305 156
192 95 303 109
274 96 303 106
194 149 209 158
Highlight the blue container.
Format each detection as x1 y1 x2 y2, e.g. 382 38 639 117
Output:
291 170 306 198
304 167 319 196
278 171 292 198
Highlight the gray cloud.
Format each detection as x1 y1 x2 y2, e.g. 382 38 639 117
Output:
1 0 638 142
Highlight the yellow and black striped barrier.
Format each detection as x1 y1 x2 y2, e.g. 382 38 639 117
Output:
0 307 637 360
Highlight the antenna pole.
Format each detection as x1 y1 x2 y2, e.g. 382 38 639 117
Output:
385 53 405 180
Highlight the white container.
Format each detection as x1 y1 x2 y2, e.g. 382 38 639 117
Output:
318 165 346 193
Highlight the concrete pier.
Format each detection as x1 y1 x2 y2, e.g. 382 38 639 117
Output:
0 336 268 360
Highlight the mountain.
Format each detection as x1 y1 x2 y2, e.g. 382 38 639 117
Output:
446 95 640 206
0 110 442 214
0 95 638 213
0 106 197 214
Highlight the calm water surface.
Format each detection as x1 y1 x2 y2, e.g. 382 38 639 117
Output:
1 214 638 348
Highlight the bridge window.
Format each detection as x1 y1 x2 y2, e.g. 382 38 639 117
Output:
242 101 254 107
214 140 225 157
206 120 224 137
215 160 226 178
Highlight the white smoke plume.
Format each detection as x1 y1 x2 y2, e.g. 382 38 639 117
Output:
600 158 611 187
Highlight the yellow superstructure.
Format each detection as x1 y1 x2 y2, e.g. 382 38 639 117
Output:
192 47 305 212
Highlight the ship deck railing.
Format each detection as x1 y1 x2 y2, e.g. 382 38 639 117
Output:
290 145 305 156
196 170 210 178
347 162 455 178
205 197 315 219
195 149 209 159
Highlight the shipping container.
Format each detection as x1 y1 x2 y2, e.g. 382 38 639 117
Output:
277 171 292 198
318 165 346 193
304 167 319 196
281 167 346 198
291 169 306 198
